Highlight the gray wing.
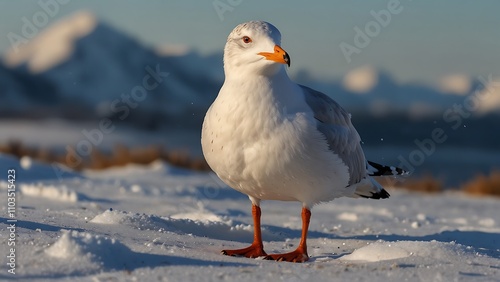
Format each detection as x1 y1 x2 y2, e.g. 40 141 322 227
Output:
301 85 366 185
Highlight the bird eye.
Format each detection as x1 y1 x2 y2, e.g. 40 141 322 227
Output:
242 36 252 43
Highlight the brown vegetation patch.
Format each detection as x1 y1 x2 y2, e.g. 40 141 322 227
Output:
0 140 210 171
460 171 500 197
377 174 444 193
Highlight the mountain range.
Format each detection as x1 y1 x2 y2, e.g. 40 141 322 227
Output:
0 11 498 139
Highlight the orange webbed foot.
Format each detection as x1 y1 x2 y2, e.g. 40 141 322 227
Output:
264 249 309 263
221 243 267 258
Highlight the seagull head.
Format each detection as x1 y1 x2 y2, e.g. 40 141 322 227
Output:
223 21 291 78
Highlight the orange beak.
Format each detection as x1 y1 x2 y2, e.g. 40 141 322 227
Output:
258 45 291 67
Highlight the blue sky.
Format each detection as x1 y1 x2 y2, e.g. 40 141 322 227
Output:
0 0 498 85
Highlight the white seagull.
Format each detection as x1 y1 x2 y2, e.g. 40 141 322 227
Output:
201 21 406 263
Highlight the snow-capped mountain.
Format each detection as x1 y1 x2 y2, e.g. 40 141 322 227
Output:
0 11 223 129
0 11 498 131
4 11 98 74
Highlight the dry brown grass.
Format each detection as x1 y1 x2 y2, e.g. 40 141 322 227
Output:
460 170 500 197
377 174 444 193
0 140 210 171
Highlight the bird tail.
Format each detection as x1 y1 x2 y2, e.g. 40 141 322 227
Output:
351 161 409 199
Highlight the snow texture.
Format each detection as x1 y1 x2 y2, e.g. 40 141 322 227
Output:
0 153 499 281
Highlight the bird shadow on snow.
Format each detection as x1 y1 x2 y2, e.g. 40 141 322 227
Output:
338 230 500 259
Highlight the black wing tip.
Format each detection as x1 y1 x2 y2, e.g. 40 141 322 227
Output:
367 160 410 177
376 189 391 199
358 189 390 200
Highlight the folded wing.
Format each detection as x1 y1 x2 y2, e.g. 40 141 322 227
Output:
301 85 366 186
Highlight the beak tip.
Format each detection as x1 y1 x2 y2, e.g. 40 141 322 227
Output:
284 55 291 67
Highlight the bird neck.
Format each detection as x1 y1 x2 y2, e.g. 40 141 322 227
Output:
225 65 290 84
222 67 301 112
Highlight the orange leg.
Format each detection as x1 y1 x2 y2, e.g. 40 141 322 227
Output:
265 207 311 263
221 205 267 258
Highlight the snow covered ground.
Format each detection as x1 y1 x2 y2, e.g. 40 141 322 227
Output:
0 153 499 281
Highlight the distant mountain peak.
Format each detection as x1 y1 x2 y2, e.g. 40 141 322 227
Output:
476 76 500 115
155 44 191 57
3 10 98 73
342 65 378 94
437 73 471 95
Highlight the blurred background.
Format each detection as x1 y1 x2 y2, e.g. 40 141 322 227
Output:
0 0 498 191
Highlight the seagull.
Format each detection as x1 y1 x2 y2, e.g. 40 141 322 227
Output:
201 21 406 263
